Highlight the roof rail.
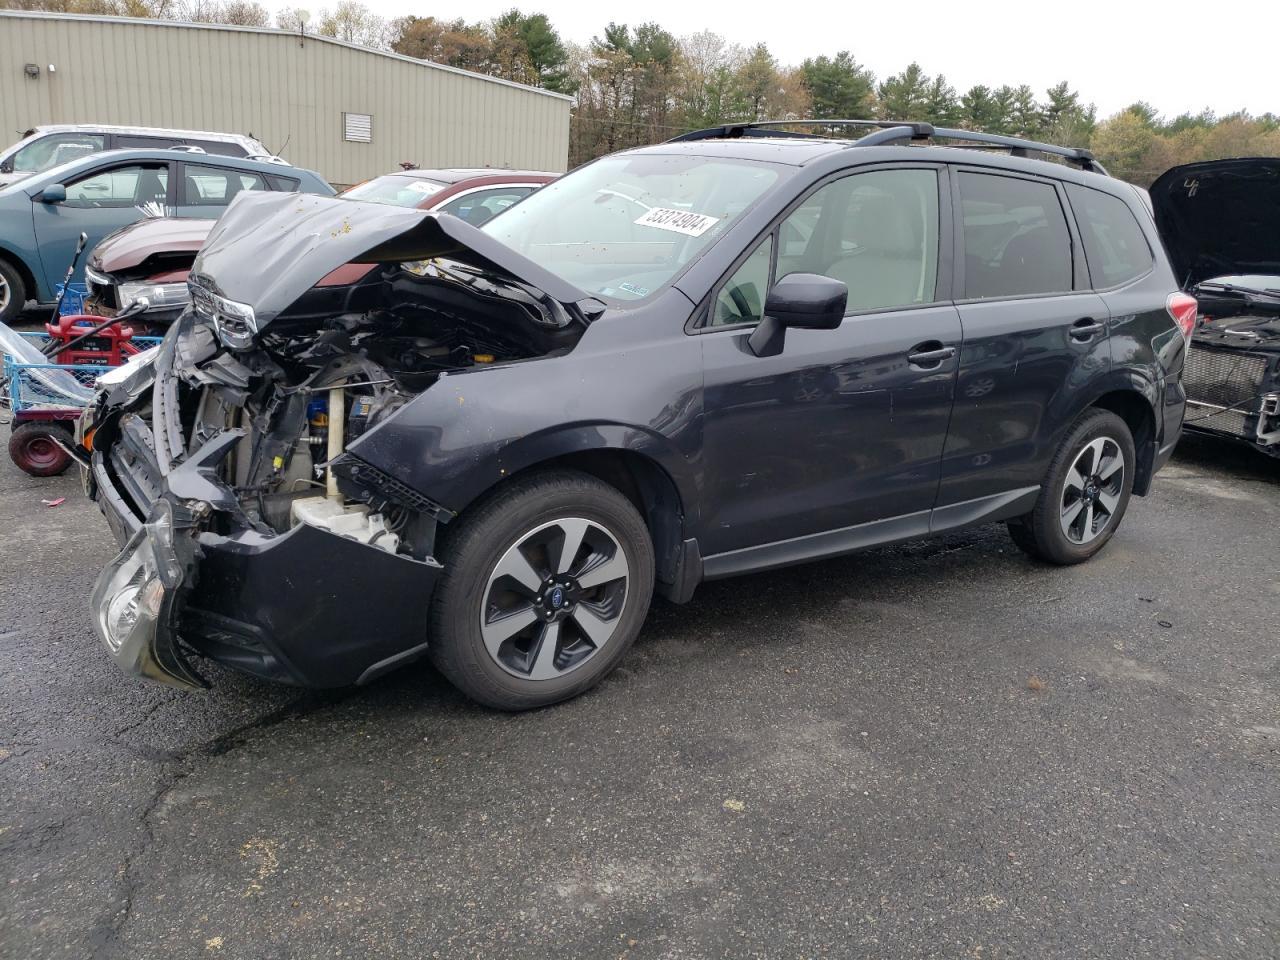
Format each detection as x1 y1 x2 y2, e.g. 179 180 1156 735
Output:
666 118 1108 175
667 119 935 143
936 128 1107 174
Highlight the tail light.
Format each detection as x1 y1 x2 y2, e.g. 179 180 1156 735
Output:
1166 292 1198 344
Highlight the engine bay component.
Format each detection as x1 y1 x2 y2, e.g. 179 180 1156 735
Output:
291 496 400 554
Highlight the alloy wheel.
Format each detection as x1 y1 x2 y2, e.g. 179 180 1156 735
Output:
1060 436 1124 544
479 517 630 681
0 273 9 316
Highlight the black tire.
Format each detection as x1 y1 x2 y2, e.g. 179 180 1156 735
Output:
0 257 26 325
8 422 74 477
1008 409 1136 565
429 469 655 711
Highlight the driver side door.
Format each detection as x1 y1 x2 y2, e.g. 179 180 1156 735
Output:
31 159 174 294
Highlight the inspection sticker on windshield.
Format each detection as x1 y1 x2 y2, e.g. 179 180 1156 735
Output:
635 207 720 237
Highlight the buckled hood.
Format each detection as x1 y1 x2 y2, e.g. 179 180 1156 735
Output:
188 192 598 327
1149 157 1280 289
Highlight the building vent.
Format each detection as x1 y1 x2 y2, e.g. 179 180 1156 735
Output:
343 112 372 143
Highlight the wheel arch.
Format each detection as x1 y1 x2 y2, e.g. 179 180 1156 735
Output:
1088 387 1158 496
0 244 38 307
438 429 698 596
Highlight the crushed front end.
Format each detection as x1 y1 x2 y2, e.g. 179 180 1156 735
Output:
82 192 591 689
84 309 452 688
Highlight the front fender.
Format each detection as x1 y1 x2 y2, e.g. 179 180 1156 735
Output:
346 348 704 524
0 237 41 301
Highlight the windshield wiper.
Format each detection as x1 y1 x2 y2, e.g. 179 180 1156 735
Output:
1195 281 1280 301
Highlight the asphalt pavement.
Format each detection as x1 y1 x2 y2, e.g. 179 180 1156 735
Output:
1 430 1277 959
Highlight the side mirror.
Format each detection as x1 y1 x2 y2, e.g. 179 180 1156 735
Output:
748 273 848 357
40 184 67 204
0 158 13 174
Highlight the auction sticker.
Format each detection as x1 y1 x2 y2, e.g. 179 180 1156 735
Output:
635 207 721 237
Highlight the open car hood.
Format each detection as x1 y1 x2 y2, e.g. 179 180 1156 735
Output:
1150 158 1280 289
189 192 599 328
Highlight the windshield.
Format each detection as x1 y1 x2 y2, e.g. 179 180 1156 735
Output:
481 153 781 301
340 175 447 208
5 132 106 176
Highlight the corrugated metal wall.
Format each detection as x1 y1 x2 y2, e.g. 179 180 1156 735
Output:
0 12 572 186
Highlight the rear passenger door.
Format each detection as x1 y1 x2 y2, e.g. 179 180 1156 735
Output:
937 168 1110 508
174 161 271 218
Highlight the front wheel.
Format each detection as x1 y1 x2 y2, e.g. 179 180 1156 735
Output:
1008 409 1136 565
429 470 655 710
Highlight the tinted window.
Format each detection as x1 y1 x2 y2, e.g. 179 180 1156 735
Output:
960 173 1072 299
777 168 940 312
181 163 267 205
438 186 535 225
188 139 246 157
713 235 773 325
1066 184 1153 288
114 135 178 149
267 174 301 192
11 133 105 173
64 163 169 208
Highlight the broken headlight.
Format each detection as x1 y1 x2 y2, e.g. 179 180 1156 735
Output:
119 280 191 314
191 280 258 349
90 499 201 688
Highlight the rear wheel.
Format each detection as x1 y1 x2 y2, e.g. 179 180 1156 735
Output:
0 258 25 325
9 422 73 477
1008 409 1135 565
429 470 655 710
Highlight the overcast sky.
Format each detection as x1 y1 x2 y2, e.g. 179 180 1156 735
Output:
316 0 1274 120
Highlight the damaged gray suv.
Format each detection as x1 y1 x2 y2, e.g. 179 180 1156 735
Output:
81 121 1189 710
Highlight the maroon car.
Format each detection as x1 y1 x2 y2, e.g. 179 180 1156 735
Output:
82 168 556 327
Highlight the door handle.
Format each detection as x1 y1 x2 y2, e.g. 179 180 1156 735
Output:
1070 317 1106 341
907 342 957 367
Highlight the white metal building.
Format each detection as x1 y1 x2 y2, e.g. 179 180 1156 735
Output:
0 11 573 186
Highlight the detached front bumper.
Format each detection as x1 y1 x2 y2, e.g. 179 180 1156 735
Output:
88 383 443 691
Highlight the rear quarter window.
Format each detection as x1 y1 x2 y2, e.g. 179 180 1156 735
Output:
1066 183 1153 288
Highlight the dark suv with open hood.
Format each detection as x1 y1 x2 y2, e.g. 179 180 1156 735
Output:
1149 157 1280 457
80 121 1190 710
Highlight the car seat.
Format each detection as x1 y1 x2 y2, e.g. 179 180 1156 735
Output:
993 226 1071 296
823 190 931 311
135 169 168 206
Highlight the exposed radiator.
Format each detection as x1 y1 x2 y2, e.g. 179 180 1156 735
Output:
1183 347 1267 408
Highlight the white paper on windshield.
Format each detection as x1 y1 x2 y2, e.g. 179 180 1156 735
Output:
406 181 437 193
634 207 720 237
